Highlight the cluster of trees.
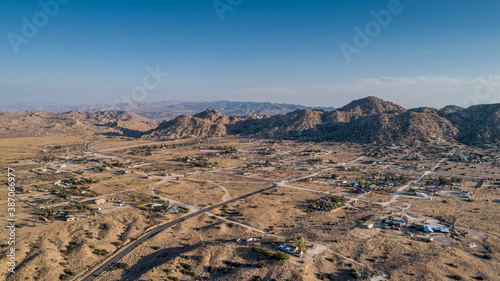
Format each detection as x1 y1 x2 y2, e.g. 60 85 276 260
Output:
307 158 323 165
438 176 463 186
208 145 237 154
35 207 57 220
192 160 218 168
153 202 170 212
422 176 464 187
309 195 347 211
449 153 487 163
53 185 99 198
66 177 99 185
355 173 412 189
252 247 290 261
62 202 93 214
178 156 218 168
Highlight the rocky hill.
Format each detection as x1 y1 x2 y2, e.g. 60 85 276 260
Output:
144 97 500 145
440 103 500 145
145 109 244 140
0 110 156 138
337 96 406 116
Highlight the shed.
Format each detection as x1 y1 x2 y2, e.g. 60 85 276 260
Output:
424 225 449 233
65 214 77 221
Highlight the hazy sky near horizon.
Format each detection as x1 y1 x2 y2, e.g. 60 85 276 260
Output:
1 0 500 109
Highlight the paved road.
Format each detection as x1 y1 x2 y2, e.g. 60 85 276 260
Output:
77 143 277 281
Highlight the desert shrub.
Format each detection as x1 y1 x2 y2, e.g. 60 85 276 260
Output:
350 269 360 278
180 263 192 270
92 249 109 256
119 232 128 241
116 263 128 269
253 246 274 257
273 251 290 261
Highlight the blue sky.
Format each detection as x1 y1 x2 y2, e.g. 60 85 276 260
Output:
1 0 500 109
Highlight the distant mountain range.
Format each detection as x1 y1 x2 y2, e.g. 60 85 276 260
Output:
0 101 335 121
144 97 500 145
1 97 498 145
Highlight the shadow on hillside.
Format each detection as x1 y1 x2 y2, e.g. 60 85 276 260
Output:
99 127 145 138
118 239 238 281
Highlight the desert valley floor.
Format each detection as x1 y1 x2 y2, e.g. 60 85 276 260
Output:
0 133 499 281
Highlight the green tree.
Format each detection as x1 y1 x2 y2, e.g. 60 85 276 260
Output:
298 237 306 252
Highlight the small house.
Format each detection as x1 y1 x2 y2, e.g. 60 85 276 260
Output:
151 203 164 209
65 214 77 221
